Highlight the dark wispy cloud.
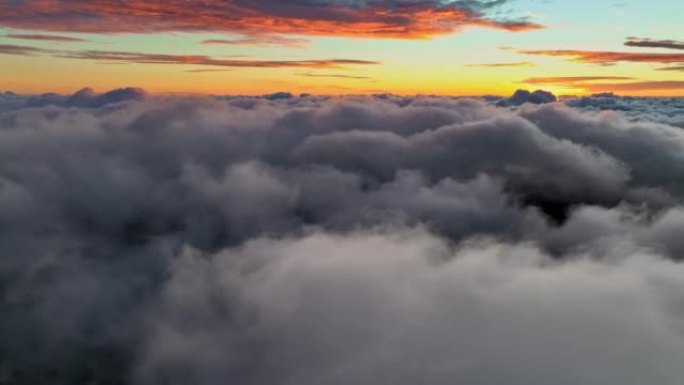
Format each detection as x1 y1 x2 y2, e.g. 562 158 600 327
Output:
657 65 684 72
61 50 380 68
498 89 557 106
625 37 684 50
0 0 542 39
0 43 47 55
202 35 310 48
5 33 86 43
0 43 379 69
2 90 684 384
516 48 684 65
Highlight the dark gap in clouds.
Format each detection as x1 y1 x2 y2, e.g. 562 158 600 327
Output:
625 37 684 50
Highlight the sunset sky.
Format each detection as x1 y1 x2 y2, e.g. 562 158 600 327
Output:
1 0 682 96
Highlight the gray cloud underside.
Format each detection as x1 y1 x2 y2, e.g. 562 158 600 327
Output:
1 90 684 384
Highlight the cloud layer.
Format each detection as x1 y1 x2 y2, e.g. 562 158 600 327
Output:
1 89 684 384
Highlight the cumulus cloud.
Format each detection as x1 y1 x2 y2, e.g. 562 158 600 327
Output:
497 89 557 106
1 89 684 384
136 230 684 385
563 94 684 127
23 87 148 108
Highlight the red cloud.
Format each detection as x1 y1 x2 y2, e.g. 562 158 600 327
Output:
0 0 542 39
517 49 684 65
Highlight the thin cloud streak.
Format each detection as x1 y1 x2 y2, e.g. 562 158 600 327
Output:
186 69 232 73
61 50 380 68
298 72 372 80
657 65 684 72
6 33 87 42
0 43 47 55
625 37 684 50
580 81 684 92
0 43 379 69
517 49 684 65
202 35 310 48
523 76 635 84
466 62 536 67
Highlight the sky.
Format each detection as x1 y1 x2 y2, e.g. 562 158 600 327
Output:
0 0 683 96
3 3 684 383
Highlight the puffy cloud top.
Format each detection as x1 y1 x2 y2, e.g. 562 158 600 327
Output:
22 87 148 108
1 89 684 384
498 89 558 106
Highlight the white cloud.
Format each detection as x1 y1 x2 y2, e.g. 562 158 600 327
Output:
1 90 684 384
